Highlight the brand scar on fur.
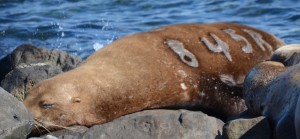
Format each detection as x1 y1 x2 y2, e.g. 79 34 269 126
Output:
167 28 273 66
167 39 199 68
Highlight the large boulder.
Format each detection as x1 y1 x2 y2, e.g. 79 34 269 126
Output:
0 87 34 139
0 44 82 101
243 44 300 139
28 109 224 139
82 109 224 139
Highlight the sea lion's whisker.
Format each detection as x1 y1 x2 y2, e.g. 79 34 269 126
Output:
33 124 42 135
35 121 51 133
34 119 75 133
43 122 76 132
34 120 51 134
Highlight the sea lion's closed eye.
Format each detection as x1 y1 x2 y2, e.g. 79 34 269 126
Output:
39 101 54 109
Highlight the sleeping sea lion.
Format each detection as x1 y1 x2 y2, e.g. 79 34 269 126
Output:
23 22 285 131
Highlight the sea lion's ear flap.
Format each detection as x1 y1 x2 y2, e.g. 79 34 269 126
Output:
72 97 81 103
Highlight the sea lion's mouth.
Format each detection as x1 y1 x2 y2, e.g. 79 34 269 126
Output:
28 119 66 137
28 121 51 137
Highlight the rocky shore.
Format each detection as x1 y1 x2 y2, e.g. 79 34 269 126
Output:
1 44 300 139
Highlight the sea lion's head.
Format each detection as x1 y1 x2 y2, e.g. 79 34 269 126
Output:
23 77 102 132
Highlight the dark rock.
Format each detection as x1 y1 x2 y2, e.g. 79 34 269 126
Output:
82 109 223 139
0 44 82 100
0 87 34 138
1 65 62 101
0 44 50 81
222 116 271 139
244 45 300 139
0 44 81 79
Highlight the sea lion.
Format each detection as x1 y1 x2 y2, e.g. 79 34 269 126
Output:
244 61 300 139
271 44 300 66
23 22 285 131
244 44 300 139
296 95 300 139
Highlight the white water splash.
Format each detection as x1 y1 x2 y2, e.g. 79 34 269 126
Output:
93 42 104 51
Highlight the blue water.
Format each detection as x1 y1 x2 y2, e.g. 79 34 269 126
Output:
1 0 300 59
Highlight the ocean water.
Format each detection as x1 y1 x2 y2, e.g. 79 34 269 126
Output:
0 0 300 59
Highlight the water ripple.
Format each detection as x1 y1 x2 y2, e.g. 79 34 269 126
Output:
0 0 299 59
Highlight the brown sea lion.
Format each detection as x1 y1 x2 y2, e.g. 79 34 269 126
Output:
23 22 285 131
